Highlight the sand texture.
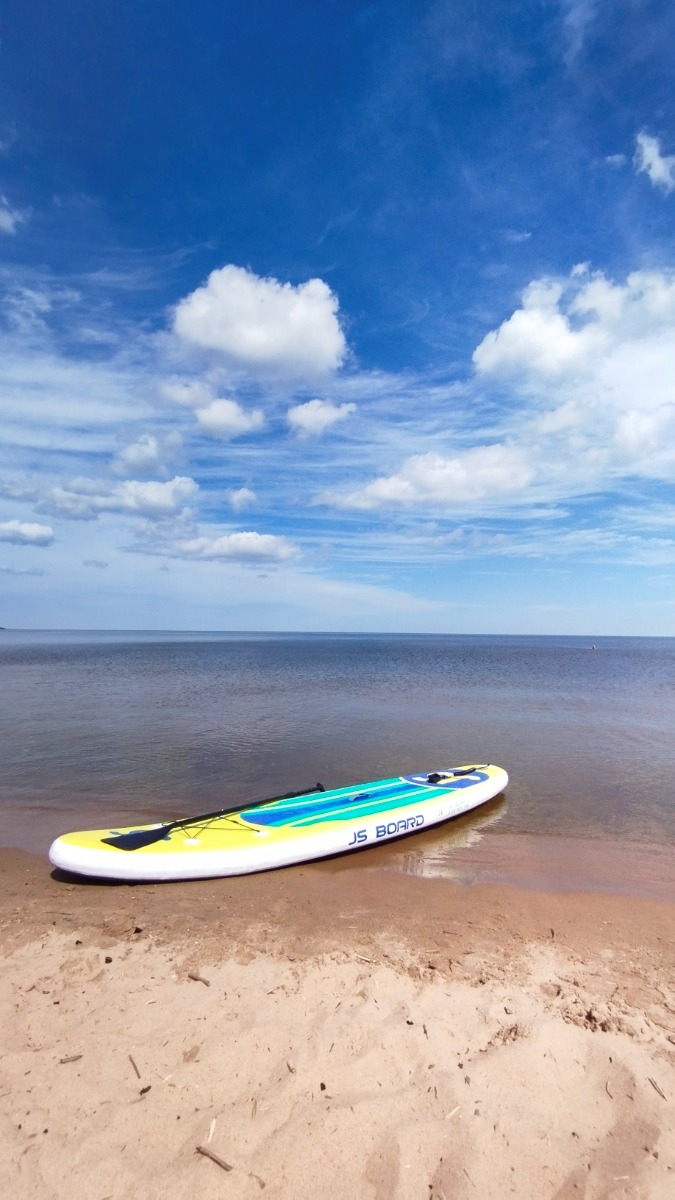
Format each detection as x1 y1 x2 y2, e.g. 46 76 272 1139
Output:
1 849 674 1198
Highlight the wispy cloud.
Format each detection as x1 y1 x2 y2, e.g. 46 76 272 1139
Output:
634 131 675 194
559 0 599 64
0 195 29 235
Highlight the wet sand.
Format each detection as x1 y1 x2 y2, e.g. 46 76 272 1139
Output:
1 844 674 1199
392 828 675 902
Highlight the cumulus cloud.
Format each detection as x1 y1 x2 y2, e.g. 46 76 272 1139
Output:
157 378 265 441
195 398 264 440
336 444 533 511
634 131 675 194
39 476 197 521
332 263 675 517
473 264 675 486
0 195 28 235
174 531 298 563
287 398 356 438
172 265 347 379
112 432 182 476
472 276 607 376
473 266 675 380
0 519 53 545
227 487 256 510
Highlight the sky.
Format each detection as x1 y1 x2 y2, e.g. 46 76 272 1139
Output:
1 0 675 634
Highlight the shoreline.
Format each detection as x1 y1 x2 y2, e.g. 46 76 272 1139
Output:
1 847 674 1197
1 812 674 903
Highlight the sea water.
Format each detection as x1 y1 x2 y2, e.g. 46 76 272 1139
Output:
1 631 674 883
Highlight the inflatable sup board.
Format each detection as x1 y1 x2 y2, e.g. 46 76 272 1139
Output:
48 762 508 882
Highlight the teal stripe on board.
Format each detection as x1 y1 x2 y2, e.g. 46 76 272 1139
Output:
244 779 429 828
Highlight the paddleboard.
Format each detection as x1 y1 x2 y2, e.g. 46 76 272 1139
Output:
48 762 508 882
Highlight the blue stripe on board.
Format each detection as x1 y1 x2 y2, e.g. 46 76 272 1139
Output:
244 771 488 828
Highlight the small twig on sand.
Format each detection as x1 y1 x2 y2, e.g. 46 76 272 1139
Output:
605 1081 613 1098
196 1145 233 1171
128 1054 141 1079
188 971 211 987
59 1054 82 1065
648 1077 667 1101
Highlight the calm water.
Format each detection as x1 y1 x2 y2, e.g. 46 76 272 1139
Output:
1 632 674 868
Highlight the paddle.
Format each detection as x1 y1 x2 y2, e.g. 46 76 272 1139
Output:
101 782 325 851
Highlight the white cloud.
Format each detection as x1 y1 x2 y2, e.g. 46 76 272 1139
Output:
503 230 531 244
195 398 264 440
0 195 28 235
336 444 533 511
174 531 299 563
472 276 607 376
39 476 197 521
287 398 356 438
634 131 675 194
172 264 347 379
474 266 675 380
331 264 675 517
0 519 53 545
157 379 264 440
474 264 675 486
227 487 256 511
112 433 182 476
613 405 675 457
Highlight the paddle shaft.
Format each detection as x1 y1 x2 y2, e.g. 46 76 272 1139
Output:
101 782 325 850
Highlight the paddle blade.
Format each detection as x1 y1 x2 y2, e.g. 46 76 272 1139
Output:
102 826 172 851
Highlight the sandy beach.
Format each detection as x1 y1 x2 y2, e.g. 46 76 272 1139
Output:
1 845 674 1199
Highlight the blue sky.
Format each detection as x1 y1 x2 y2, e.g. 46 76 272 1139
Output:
1 0 675 633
